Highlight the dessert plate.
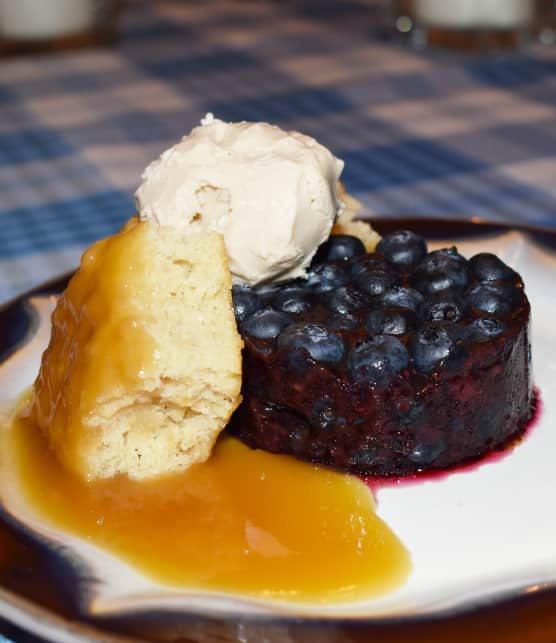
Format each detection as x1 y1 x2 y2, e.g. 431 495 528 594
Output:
0 218 555 643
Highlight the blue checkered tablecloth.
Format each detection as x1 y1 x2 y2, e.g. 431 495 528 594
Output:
1 4 556 641
2 0 556 305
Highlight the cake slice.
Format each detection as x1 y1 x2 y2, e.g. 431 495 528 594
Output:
32 222 243 481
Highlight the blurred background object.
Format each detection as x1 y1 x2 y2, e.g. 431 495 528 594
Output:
0 0 119 56
1 0 556 303
536 0 556 44
392 0 555 49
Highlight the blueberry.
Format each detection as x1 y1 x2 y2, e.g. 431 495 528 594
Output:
445 323 469 343
347 335 409 387
313 235 366 264
310 396 345 430
241 308 291 340
253 282 282 297
272 289 312 314
278 322 345 364
288 426 310 454
466 283 520 316
329 312 360 331
349 446 381 469
408 441 445 465
412 247 469 296
395 399 426 427
365 308 415 336
254 279 305 298
376 230 427 267
232 286 263 323
381 286 424 312
410 325 461 373
466 317 507 341
469 253 518 282
285 347 313 376
305 263 349 292
435 247 467 263
324 286 367 315
353 267 397 298
422 298 464 323
350 254 389 278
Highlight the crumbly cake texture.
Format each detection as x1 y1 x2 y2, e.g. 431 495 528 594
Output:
32 222 243 481
333 183 380 252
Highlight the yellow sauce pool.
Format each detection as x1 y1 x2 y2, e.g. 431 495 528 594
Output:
5 413 410 603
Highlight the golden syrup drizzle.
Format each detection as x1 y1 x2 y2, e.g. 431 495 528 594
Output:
32 222 157 477
6 414 410 603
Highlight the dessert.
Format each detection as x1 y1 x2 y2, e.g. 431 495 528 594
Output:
32 222 242 481
231 230 533 476
136 113 344 285
32 114 533 482
0 115 536 609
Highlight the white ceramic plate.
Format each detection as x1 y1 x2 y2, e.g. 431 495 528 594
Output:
0 222 555 642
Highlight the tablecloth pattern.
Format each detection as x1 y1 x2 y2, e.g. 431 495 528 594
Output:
1 2 556 640
2 0 556 304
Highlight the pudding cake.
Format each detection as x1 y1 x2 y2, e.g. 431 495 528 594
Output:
231 230 533 476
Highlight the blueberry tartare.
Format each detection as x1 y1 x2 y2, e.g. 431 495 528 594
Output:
230 230 533 476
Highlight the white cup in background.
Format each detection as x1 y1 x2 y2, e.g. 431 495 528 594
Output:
0 0 95 40
414 0 534 30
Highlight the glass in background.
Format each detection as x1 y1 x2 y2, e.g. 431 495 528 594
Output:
391 0 556 50
0 0 119 56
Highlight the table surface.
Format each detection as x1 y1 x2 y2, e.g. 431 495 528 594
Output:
1 1 556 641
2 0 556 304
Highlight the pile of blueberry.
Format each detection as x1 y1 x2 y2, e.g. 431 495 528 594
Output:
232 230 524 387
230 229 531 475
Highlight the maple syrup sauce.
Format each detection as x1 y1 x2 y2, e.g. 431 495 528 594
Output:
4 412 410 604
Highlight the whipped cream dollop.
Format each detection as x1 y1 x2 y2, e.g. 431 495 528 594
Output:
135 114 344 285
